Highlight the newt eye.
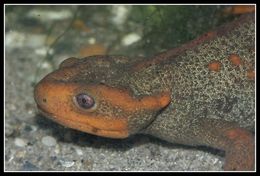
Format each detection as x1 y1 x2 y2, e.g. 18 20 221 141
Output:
75 93 95 109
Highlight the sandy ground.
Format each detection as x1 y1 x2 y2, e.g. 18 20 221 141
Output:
4 5 229 171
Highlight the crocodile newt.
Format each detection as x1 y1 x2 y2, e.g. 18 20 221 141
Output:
34 14 255 171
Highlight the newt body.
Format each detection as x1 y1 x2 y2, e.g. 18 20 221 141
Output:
34 14 255 171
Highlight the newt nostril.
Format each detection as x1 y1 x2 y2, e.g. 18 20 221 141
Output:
34 82 50 107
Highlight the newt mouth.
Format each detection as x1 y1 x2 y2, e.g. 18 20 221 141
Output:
36 105 129 139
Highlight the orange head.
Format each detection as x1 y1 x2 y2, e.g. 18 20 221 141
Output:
34 56 171 138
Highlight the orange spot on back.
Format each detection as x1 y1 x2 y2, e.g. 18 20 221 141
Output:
79 44 107 57
225 128 253 142
208 60 221 72
247 69 255 80
229 54 242 66
205 31 215 38
223 5 255 15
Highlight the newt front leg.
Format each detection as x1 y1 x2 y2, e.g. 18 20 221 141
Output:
143 116 255 170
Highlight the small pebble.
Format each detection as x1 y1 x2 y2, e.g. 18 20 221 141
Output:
27 9 73 22
5 126 14 137
121 33 141 46
14 138 27 147
60 160 75 168
41 136 57 147
16 151 26 158
88 37 96 44
54 145 61 154
22 161 40 171
75 148 83 156
24 125 37 133
9 104 17 110
111 6 130 26
35 47 53 56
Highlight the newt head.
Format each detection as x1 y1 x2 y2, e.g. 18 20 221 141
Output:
34 56 171 139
